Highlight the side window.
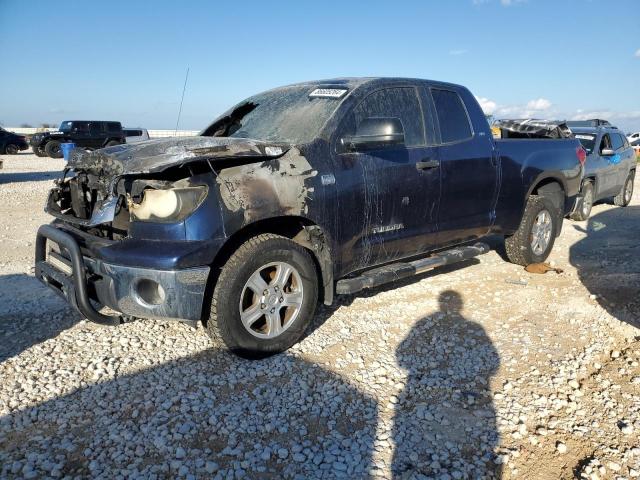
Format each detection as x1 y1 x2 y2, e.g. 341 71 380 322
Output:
611 133 624 151
73 122 90 133
90 122 104 134
431 89 473 143
622 136 629 148
106 122 121 132
342 87 425 148
599 134 612 152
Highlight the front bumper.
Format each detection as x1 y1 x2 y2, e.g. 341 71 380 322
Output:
35 225 210 324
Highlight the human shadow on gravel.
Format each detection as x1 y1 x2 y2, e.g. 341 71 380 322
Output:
0 273 78 362
569 205 640 329
392 290 502 478
0 171 60 184
0 348 379 479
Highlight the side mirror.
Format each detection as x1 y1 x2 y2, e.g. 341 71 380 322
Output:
342 117 405 151
601 148 615 156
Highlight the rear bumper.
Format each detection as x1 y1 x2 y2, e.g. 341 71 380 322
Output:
35 225 210 324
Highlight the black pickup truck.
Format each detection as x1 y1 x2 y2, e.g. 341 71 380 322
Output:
30 120 125 158
35 78 584 357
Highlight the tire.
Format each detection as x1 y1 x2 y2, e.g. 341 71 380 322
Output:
33 145 47 157
570 181 594 221
105 140 120 147
44 140 63 158
5 144 18 155
505 195 559 266
614 172 634 207
206 233 318 358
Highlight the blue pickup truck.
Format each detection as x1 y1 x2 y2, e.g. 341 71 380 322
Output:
35 77 584 356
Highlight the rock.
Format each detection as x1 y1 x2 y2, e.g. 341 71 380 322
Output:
556 442 567 454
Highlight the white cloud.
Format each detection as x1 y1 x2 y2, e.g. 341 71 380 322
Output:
635 49 640 58
476 96 497 115
449 49 468 56
526 98 552 111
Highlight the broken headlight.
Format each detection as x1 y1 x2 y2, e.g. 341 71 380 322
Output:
129 186 207 223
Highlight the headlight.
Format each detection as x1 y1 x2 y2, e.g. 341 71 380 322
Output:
130 186 207 222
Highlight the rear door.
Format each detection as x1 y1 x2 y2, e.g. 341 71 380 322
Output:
612 133 634 187
429 87 498 246
89 122 106 148
332 86 441 273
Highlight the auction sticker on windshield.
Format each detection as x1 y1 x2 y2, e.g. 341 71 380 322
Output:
309 88 348 98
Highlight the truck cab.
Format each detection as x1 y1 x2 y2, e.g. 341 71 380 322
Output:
35 77 583 357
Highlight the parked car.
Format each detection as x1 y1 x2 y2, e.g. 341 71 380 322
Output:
0 127 29 154
571 126 636 220
29 121 125 158
35 77 584 357
631 138 640 157
566 119 612 128
628 132 640 143
123 128 150 144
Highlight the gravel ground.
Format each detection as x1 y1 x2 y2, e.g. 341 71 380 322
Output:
0 152 639 479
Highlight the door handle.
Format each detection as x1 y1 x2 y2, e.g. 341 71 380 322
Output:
416 159 440 170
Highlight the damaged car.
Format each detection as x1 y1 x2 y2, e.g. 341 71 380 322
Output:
36 78 584 357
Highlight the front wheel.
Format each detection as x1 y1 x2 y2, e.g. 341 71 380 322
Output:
206 234 318 358
44 140 63 158
505 195 559 266
33 145 47 157
614 172 634 207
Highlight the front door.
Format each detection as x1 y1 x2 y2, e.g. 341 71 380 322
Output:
429 87 498 246
333 86 441 274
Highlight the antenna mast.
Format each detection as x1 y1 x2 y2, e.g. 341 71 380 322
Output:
174 67 190 135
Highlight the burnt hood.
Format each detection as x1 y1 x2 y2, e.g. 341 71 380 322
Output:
67 136 290 176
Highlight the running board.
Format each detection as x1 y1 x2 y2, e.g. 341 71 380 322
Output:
335 242 490 295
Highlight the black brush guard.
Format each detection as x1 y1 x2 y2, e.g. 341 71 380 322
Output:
35 224 122 325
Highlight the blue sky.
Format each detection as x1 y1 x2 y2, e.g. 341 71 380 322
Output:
1 0 639 131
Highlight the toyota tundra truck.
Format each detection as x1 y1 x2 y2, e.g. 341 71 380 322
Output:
35 78 584 357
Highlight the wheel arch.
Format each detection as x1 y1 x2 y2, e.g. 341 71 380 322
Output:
202 216 334 324
527 177 566 236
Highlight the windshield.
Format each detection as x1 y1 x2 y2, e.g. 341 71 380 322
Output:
201 85 348 144
574 133 596 154
59 121 73 132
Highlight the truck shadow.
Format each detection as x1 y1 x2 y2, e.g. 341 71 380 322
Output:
0 347 380 478
0 171 60 184
0 274 78 362
569 205 640 329
0 289 502 478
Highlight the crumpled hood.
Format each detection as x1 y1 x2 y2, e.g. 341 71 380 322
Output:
67 136 289 177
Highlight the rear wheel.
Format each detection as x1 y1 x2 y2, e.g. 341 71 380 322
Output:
44 140 62 158
5 144 18 155
105 140 120 147
505 195 559 266
570 181 594 221
206 234 318 358
614 172 634 207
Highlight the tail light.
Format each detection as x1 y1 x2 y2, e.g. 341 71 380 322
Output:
576 146 587 166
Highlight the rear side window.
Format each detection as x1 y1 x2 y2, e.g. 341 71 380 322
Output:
611 133 624 151
106 122 121 132
125 129 142 137
621 135 629 148
343 87 426 148
431 89 473 143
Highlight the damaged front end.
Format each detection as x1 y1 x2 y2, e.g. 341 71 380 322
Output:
36 136 291 326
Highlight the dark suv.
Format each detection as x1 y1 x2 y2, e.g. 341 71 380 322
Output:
0 127 29 154
30 121 125 158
